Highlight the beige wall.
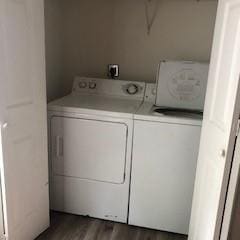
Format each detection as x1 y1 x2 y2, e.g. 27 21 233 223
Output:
45 0 218 100
45 0 64 101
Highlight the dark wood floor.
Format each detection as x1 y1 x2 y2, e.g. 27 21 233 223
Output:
36 212 187 240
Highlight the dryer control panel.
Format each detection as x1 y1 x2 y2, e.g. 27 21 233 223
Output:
72 77 146 100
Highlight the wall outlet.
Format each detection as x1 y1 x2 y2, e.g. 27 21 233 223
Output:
108 64 119 79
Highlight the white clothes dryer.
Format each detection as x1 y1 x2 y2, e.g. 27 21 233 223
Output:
48 77 145 223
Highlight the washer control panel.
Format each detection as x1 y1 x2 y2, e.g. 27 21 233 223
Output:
72 77 146 100
144 83 157 103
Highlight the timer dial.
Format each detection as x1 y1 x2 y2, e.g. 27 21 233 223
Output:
126 84 139 95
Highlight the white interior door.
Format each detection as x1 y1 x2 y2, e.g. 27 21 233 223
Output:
0 0 49 240
189 0 240 239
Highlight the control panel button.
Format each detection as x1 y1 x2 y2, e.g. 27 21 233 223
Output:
126 84 139 95
78 82 87 88
152 87 157 95
89 82 97 89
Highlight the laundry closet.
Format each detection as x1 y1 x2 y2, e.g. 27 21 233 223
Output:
6 0 240 239
44 0 218 238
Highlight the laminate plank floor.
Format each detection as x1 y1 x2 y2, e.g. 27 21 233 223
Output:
36 212 187 240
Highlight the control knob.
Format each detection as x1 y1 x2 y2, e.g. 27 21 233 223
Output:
79 82 87 88
127 84 139 95
89 82 97 89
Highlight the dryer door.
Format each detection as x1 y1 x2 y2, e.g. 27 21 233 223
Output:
50 116 127 184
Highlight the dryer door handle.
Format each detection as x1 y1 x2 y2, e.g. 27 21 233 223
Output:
56 136 63 157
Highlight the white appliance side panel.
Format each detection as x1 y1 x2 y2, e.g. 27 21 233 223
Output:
51 116 127 184
129 120 201 234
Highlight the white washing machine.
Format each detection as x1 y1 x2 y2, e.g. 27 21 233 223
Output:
48 77 145 223
129 61 209 234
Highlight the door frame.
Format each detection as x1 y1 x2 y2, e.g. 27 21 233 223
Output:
220 76 240 239
0 126 6 240
211 76 240 239
220 123 240 239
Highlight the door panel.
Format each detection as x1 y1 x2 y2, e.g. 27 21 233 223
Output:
4 0 33 107
129 120 201 235
51 117 127 184
0 0 49 239
189 0 240 239
208 3 240 127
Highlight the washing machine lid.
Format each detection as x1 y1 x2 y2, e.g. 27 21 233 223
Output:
134 103 202 126
156 61 209 110
48 94 142 119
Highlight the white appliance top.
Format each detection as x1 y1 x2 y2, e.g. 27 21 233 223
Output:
135 103 202 126
134 83 202 126
156 61 209 110
48 77 146 119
